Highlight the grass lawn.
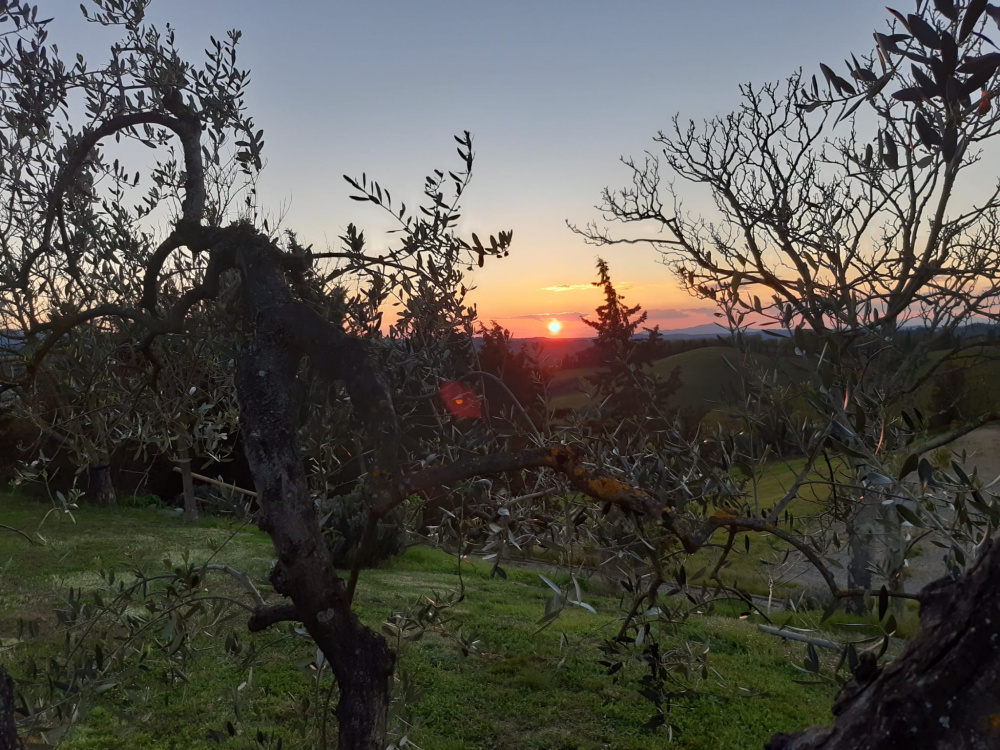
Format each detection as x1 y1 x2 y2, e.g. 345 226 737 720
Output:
0 488 839 749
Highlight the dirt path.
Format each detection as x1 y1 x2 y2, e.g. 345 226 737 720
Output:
936 423 1000 484
773 423 1000 598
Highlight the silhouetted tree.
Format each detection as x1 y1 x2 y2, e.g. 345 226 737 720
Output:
0 5 691 747
581 257 646 364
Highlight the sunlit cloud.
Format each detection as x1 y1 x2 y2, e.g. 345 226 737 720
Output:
542 281 635 292
541 283 593 293
541 281 636 292
511 311 586 320
644 308 690 319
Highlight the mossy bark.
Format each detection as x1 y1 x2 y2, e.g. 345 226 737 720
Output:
768 536 1000 749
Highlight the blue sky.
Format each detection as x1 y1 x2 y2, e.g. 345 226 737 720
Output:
50 0 894 336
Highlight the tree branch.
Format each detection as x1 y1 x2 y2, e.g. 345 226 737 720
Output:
909 412 1000 456
247 602 300 632
19 110 202 291
0 523 36 546
201 563 265 607
402 444 665 518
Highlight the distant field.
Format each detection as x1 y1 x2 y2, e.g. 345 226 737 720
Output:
925 349 1000 417
547 341 1000 426
548 346 806 415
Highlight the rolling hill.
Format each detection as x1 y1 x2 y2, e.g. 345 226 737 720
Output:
547 345 806 415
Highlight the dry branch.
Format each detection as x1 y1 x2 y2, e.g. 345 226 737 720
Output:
171 466 258 498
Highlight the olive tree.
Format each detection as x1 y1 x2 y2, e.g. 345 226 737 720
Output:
8 0 1000 747
12 320 131 506
0 4 664 747
577 0 1000 745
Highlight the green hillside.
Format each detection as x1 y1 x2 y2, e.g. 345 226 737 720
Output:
0 492 837 749
912 348 1000 423
549 346 805 415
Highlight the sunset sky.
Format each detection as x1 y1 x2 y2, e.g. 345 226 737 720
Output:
51 0 894 337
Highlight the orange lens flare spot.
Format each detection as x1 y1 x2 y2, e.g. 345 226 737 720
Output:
439 381 482 419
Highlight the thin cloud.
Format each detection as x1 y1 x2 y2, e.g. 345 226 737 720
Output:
644 308 690 319
510 311 586 320
542 281 633 292
541 283 593 293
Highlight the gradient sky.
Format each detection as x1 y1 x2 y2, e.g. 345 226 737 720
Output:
49 0 894 337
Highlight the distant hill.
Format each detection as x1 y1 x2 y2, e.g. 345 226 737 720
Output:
649 323 734 340
548 346 743 413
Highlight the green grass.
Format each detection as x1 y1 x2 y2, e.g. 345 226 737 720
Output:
910 348 1000 420
683 458 850 597
547 365 601 411
546 347 744 413
0 489 839 749
652 347 745 412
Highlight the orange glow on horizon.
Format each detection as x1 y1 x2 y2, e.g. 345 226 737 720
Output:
547 320 562 335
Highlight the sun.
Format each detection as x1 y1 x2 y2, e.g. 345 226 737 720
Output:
547 320 562 335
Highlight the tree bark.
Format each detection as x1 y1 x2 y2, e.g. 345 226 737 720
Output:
237 332 393 750
234 227 395 750
87 460 116 508
87 415 116 508
0 666 20 750
767 535 1000 749
176 429 198 522
845 492 875 614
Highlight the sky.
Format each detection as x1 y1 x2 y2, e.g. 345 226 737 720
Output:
47 0 895 337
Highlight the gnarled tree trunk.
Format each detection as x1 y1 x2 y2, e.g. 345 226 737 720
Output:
768 535 1000 749
237 332 394 750
234 227 398 750
0 666 20 750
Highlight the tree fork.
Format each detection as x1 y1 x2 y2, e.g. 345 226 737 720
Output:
234 228 395 750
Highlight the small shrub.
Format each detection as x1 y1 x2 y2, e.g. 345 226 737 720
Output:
186 484 252 516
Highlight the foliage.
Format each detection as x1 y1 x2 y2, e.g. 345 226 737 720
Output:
6 0 1000 747
581 257 647 361
574 258 681 421
317 488 405 570
0 494 839 749
477 321 549 422
568 0 1000 614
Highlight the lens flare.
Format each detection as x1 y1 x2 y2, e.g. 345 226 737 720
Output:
439 381 482 419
